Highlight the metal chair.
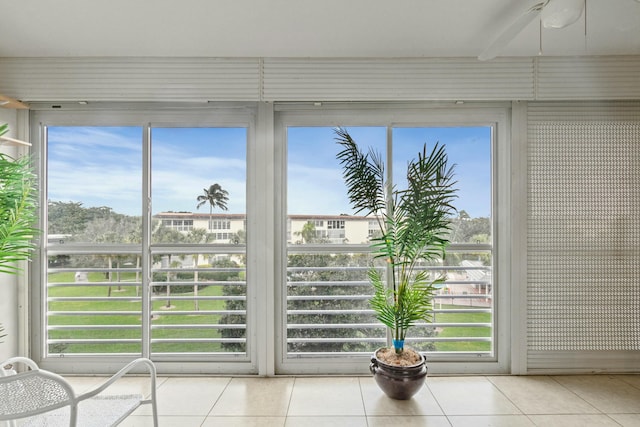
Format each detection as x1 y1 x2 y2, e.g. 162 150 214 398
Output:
0 357 158 427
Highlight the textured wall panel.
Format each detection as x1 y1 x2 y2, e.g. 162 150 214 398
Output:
2 56 640 103
536 57 640 100
262 58 535 101
527 101 640 371
0 58 261 102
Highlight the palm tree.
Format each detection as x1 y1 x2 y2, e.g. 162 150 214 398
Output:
196 183 229 230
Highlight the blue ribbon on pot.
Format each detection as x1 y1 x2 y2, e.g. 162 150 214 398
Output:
393 339 404 351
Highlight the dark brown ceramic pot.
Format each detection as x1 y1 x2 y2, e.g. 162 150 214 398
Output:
369 348 427 400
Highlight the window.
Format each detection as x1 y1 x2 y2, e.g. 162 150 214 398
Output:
150 126 248 358
46 126 144 356
393 126 492 354
326 220 345 229
368 220 379 238
34 107 255 374
211 220 231 230
162 219 193 231
279 106 505 375
32 103 508 376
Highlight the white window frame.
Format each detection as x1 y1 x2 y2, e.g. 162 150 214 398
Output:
211 220 231 230
274 102 511 375
25 101 512 376
326 220 345 229
29 104 259 375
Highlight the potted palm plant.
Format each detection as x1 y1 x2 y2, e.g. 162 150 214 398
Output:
0 123 39 347
335 127 457 399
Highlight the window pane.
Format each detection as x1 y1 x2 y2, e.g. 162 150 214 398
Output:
392 126 492 242
286 125 494 357
287 127 385 244
46 126 143 356
150 127 248 355
150 127 248 212
47 251 143 355
47 126 143 244
393 127 493 354
287 127 386 354
149 250 247 355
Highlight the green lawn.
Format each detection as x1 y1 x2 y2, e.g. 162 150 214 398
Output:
48 272 242 354
434 305 492 352
47 273 491 354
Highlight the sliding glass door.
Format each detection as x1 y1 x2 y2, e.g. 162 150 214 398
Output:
32 103 509 375
276 106 506 374
34 108 256 373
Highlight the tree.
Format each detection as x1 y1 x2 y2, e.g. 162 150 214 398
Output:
48 201 89 236
284 252 383 353
229 229 246 245
294 221 318 244
446 215 491 266
77 215 142 244
196 184 229 230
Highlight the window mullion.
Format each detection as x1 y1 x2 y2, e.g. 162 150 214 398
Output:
141 124 152 358
384 126 393 348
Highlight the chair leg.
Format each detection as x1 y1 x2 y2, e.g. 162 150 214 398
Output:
70 403 79 427
152 403 159 427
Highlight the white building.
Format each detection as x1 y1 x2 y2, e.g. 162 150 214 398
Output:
156 212 247 243
155 212 374 244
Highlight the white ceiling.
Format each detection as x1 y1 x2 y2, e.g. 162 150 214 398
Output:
0 0 639 59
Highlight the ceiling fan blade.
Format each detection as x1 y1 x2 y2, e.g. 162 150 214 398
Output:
478 1 547 61
542 0 585 29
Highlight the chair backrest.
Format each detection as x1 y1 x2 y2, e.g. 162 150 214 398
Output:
0 358 77 424
1 356 157 427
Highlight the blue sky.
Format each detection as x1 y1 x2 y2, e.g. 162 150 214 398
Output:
288 126 491 218
47 125 491 218
47 126 247 216
47 126 144 215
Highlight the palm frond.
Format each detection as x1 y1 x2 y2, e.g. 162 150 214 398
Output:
368 268 397 330
335 127 386 218
196 183 229 211
335 128 458 349
0 152 39 275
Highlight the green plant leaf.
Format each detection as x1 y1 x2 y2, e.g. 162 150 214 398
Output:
336 128 457 343
0 143 40 275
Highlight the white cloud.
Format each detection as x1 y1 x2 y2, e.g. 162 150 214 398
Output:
287 162 351 215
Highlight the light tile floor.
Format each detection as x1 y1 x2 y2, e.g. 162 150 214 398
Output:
66 374 640 427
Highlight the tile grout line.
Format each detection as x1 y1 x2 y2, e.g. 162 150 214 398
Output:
283 376 297 425
357 377 371 427
424 376 449 421
482 375 541 427
201 376 233 424
547 375 605 415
